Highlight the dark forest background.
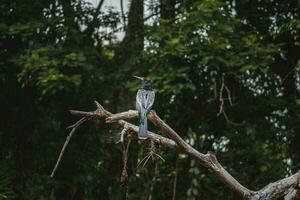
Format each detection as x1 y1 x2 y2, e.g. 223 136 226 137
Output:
0 0 299 199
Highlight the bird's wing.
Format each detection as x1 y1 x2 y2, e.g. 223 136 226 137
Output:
136 89 155 112
136 89 145 113
145 90 155 110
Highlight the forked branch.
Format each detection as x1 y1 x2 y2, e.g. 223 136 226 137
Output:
52 101 300 200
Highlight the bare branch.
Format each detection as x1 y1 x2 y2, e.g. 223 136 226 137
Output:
217 74 225 116
70 105 252 197
51 116 91 177
120 121 177 149
217 74 244 126
69 110 95 117
87 103 177 149
284 187 300 200
106 110 138 123
57 101 300 199
120 136 131 186
147 110 252 197
250 171 300 200
222 110 245 126
51 103 107 177
224 85 233 106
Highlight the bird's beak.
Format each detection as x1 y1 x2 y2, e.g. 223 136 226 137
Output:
133 75 144 80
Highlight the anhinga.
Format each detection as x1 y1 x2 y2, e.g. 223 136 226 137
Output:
133 76 155 139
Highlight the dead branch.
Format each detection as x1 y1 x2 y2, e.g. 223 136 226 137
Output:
217 74 244 126
225 85 234 106
120 135 131 186
51 116 91 177
252 172 300 200
106 110 138 123
147 111 252 197
217 74 225 116
285 187 300 200
54 101 300 199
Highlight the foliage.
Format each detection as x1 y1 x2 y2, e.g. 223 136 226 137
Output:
0 0 299 199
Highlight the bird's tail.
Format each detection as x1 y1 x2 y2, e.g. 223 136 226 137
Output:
138 112 148 139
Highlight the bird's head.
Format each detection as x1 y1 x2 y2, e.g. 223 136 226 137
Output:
133 76 152 90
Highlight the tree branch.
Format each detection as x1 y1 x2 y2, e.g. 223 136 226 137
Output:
106 110 138 122
285 187 300 200
57 101 300 199
51 116 92 177
251 172 300 200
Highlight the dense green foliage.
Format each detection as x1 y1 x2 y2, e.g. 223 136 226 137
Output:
0 0 299 199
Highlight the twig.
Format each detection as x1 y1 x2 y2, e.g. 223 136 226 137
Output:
120 136 131 186
222 110 245 126
50 116 91 177
217 74 244 126
51 102 106 177
224 85 233 106
282 68 297 83
217 74 225 116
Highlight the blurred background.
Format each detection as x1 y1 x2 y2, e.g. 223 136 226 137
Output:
0 0 299 199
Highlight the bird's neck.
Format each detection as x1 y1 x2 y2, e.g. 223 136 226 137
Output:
141 82 151 90
141 86 152 90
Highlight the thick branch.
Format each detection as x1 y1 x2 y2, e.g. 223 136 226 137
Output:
147 111 252 197
67 103 300 200
106 110 138 122
108 110 251 196
91 102 177 149
250 171 300 200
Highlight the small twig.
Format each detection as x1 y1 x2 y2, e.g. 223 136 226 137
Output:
66 117 89 129
153 153 165 162
217 74 243 126
217 74 225 116
137 154 151 169
51 102 108 177
120 136 131 186
149 139 156 155
137 141 155 169
224 85 233 106
282 67 297 83
137 140 164 169
222 110 245 126
50 116 91 177
117 123 130 144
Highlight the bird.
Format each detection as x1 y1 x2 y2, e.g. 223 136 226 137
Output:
133 76 155 139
